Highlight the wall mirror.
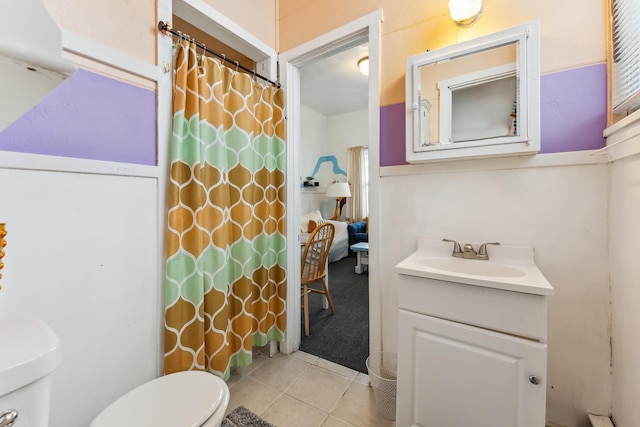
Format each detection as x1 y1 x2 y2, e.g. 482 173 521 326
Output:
405 22 540 163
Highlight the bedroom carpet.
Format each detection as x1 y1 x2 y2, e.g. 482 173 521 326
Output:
299 256 369 373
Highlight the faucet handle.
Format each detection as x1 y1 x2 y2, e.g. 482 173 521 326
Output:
442 239 463 257
478 242 500 259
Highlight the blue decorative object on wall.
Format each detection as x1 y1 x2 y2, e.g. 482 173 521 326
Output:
311 155 347 177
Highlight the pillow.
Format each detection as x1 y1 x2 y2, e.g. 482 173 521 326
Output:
308 219 327 233
300 210 324 232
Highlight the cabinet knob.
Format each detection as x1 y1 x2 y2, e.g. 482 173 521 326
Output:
529 375 541 385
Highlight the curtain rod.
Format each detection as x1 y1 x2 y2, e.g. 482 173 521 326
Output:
157 21 280 88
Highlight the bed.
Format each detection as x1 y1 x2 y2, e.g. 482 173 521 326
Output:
299 210 349 263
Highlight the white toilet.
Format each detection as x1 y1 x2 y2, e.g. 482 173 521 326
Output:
90 370 230 427
0 311 62 427
0 311 230 427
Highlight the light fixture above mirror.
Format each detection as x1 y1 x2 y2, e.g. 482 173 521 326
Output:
448 0 483 27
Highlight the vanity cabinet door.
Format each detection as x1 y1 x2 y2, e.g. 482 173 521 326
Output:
397 309 547 427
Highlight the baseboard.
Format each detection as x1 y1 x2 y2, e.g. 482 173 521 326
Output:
546 422 568 427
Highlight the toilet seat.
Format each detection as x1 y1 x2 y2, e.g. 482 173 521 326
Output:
90 371 229 427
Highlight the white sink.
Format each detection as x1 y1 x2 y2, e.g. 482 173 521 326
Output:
416 256 526 278
395 239 554 295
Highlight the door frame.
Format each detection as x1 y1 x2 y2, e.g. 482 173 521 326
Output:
279 10 383 356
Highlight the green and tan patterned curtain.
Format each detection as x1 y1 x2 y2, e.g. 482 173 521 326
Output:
164 40 286 379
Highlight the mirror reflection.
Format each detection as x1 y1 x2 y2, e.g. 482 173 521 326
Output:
419 42 518 147
405 22 540 163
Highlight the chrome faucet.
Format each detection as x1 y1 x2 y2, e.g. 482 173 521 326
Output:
442 239 500 260
462 243 477 259
442 239 462 257
477 242 500 260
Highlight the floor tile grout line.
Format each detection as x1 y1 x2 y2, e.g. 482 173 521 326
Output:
282 368 356 417
325 373 357 420
235 352 378 424
311 361 359 381
227 352 395 427
254 390 286 418
227 354 271 385
242 361 312 397
225 375 284 418
278 359 314 396
278 392 332 420
313 359 360 381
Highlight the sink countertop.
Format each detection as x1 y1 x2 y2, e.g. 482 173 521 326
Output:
395 239 554 296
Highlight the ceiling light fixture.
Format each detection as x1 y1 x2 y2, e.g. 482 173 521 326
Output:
357 56 369 76
448 0 483 27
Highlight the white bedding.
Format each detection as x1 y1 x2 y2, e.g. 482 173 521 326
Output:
326 220 348 262
300 211 349 263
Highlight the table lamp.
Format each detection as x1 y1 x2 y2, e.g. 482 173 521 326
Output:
326 182 351 220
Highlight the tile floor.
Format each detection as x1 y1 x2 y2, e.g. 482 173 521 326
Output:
225 351 396 427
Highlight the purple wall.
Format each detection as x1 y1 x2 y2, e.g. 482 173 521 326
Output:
380 63 607 166
540 64 607 153
1 64 605 168
0 69 157 165
380 103 407 167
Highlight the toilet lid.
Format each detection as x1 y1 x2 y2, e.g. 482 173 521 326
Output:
91 371 228 427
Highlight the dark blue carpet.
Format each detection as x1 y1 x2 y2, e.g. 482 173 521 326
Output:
299 256 369 373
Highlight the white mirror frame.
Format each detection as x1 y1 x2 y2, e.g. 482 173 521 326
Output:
405 21 540 163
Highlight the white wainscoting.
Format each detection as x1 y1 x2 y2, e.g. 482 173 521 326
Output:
0 165 159 427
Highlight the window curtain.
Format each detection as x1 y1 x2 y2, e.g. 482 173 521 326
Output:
347 146 368 222
164 40 287 379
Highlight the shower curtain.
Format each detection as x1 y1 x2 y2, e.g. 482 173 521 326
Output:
164 40 287 379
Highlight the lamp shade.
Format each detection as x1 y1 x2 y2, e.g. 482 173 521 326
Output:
326 182 351 198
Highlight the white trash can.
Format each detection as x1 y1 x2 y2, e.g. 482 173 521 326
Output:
366 351 397 420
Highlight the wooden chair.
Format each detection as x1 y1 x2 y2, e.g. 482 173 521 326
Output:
301 222 336 336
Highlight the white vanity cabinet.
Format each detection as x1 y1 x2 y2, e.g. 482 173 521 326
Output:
395 239 553 427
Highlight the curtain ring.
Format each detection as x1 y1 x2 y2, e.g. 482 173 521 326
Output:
200 43 206 64
235 61 239 72
221 53 226 65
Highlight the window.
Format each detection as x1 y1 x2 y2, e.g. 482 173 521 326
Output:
611 0 640 114
347 146 369 221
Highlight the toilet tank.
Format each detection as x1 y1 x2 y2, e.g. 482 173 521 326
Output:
0 312 62 427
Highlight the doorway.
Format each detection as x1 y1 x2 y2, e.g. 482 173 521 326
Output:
296 42 370 372
280 10 383 366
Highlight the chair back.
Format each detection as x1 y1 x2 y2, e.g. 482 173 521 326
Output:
301 222 335 283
